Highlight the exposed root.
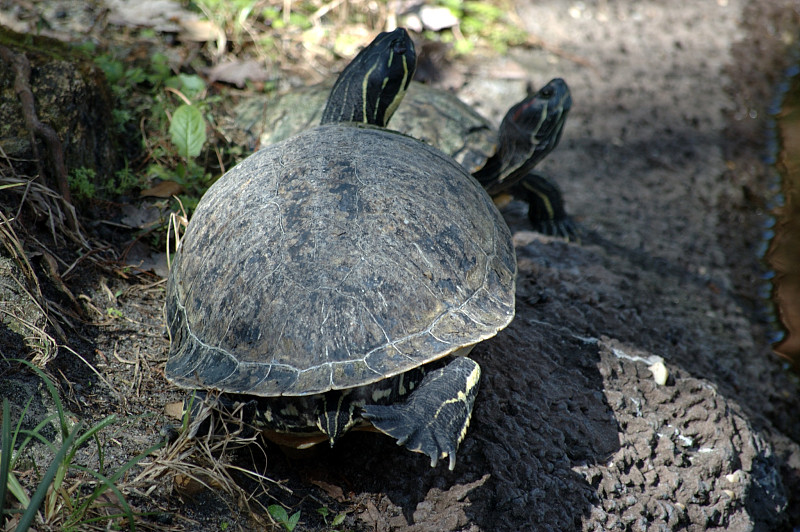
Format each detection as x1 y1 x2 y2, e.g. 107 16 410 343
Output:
0 46 77 232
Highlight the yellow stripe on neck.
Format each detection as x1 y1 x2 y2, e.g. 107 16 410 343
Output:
361 62 379 123
383 55 410 126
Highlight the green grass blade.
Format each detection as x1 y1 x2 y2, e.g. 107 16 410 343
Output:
68 441 163 531
71 415 117 453
60 414 118 489
9 396 36 463
93 431 105 478
14 421 84 532
15 360 69 437
2 398 32 510
102 441 165 487
67 465 136 531
5 468 30 509
17 414 61 452
1 399 11 520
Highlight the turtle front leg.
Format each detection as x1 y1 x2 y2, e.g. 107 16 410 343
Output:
361 356 480 470
510 172 579 241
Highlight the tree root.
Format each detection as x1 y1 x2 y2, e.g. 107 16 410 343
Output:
0 45 79 232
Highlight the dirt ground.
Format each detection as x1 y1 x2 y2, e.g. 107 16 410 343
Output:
3 0 800 530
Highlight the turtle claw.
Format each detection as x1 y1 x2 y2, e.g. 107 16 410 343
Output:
530 216 581 243
361 357 480 470
366 405 458 469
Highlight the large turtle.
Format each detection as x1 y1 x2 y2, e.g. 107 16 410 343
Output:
165 28 516 469
230 67 575 239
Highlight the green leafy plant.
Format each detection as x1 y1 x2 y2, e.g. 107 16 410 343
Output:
170 104 208 160
95 50 172 94
268 504 301 531
67 167 97 200
141 73 214 199
317 506 347 529
0 360 163 531
68 165 143 199
190 0 315 54
260 5 313 31
112 164 139 195
166 73 207 100
158 99 214 206
92 48 217 199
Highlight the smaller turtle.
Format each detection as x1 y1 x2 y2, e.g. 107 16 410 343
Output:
231 73 575 239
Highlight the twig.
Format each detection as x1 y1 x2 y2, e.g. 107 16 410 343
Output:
62 343 125 406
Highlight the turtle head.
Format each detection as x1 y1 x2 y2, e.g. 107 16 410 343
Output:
487 78 572 192
321 28 417 127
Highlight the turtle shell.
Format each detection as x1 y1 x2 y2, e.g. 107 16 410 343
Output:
165 123 516 397
230 81 497 174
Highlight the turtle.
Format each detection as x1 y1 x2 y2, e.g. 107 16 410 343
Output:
164 28 516 470
230 67 575 239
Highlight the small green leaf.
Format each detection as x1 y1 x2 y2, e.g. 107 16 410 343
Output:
125 66 148 85
287 511 300 531
287 12 312 29
268 504 289 524
169 104 207 160
95 55 125 84
331 512 346 526
148 52 172 85
176 74 207 99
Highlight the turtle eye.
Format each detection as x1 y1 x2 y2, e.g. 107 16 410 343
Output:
391 38 409 55
539 86 554 98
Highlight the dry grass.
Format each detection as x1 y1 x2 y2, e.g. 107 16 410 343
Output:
0 205 60 367
131 393 294 530
0 119 290 532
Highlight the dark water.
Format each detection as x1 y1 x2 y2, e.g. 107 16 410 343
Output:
766 63 800 369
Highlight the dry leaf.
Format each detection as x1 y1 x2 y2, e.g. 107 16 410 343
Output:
120 203 162 229
207 59 271 88
310 479 346 502
106 0 201 33
140 180 184 198
179 18 223 43
165 401 185 420
174 474 209 495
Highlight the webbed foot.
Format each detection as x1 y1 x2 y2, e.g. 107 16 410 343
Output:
361 356 480 470
512 172 580 242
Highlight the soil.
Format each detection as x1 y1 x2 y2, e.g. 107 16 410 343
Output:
2 0 800 531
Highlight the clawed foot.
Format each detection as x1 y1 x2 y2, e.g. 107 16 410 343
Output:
361 356 481 470
530 216 580 242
